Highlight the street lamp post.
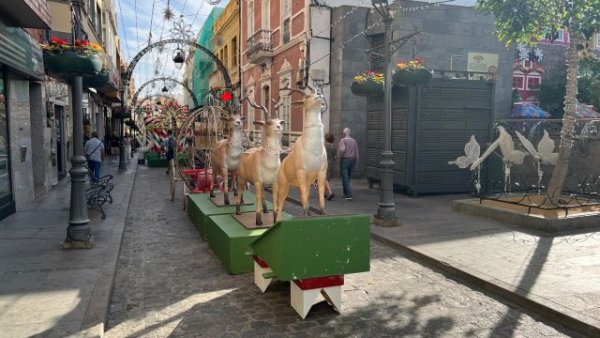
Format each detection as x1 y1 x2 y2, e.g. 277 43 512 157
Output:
64 0 92 248
373 0 398 226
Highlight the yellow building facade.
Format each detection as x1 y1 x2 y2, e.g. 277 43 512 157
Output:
210 0 240 92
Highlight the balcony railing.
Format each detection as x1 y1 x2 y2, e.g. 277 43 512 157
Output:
246 29 273 63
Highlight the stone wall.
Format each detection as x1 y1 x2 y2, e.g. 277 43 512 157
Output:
7 76 35 209
29 82 53 197
330 7 371 177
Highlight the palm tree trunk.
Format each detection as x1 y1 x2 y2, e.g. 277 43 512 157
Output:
546 32 581 204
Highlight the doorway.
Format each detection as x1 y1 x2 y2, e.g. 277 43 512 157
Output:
55 105 67 180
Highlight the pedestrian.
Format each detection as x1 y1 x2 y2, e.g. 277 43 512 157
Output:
84 131 104 180
110 134 119 163
165 130 176 175
324 132 335 200
336 127 359 200
124 133 132 163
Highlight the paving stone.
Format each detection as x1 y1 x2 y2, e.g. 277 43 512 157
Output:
106 168 582 337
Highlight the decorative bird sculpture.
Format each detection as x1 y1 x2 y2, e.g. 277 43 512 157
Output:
516 129 558 192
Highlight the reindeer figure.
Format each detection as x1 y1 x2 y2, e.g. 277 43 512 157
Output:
273 85 328 221
209 112 244 205
236 98 284 225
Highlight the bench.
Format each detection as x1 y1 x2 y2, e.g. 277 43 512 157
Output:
86 184 112 219
87 167 114 218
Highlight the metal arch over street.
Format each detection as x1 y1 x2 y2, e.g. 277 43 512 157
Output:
122 38 232 96
132 77 199 108
137 93 178 109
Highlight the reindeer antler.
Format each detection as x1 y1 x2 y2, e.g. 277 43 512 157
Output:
241 95 269 121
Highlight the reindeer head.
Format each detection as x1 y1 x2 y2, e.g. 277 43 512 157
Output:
289 84 327 115
254 119 285 138
222 113 244 130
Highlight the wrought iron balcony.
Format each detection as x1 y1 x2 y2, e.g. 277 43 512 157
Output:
246 29 273 64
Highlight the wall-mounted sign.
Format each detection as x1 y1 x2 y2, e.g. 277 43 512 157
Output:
467 52 499 74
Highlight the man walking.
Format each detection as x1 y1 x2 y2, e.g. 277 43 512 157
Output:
337 127 359 200
84 132 104 180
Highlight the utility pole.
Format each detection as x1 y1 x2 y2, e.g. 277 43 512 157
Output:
64 0 92 248
372 0 398 226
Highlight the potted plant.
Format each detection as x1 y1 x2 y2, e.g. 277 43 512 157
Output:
392 56 432 86
42 37 104 77
351 71 384 96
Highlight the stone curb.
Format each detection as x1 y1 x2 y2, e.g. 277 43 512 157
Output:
370 231 600 337
280 191 599 337
79 158 140 337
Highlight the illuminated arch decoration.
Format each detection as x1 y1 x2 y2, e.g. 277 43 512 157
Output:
122 39 232 103
132 77 199 108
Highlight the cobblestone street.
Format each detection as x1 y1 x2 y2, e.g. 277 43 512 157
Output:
105 168 581 337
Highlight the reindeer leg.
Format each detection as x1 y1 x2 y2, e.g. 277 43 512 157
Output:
223 168 230 205
317 176 327 215
209 166 216 198
255 182 264 226
272 182 279 222
298 174 311 216
233 173 238 196
275 182 289 223
235 177 244 215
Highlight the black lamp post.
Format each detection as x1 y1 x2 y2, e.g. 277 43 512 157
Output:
372 0 398 226
64 0 92 248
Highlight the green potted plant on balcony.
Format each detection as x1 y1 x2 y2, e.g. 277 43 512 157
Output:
392 56 432 86
42 37 104 77
351 71 384 96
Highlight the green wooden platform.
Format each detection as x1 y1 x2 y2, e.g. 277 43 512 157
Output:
145 153 169 168
250 215 371 281
187 192 262 240
207 212 291 274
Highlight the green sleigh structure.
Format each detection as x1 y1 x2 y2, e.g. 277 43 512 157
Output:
186 191 371 318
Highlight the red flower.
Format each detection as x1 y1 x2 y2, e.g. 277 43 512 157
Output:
51 36 59 43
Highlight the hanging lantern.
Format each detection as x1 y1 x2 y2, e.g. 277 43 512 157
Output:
172 49 185 70
162 85 169 93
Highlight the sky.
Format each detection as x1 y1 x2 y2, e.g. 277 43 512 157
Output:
115 0 229 99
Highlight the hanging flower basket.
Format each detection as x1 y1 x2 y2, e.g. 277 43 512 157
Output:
42 37 104 77
351 71 384 96
392 57 432 86
82 70 110 89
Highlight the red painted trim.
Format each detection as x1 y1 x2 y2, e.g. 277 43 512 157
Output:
253 256 270 268
293 275 344 290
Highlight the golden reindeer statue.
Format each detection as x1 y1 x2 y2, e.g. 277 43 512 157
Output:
208 111 244 205
235 97 284 225
273 85 328 222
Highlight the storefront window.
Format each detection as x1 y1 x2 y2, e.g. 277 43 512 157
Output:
0 69 12 207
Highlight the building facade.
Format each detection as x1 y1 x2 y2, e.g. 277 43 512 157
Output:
209 0 241 95
0 0 52 219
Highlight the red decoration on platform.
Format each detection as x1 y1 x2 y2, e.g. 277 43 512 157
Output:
253 256 270 269
220 90 233 103
293 275 344 290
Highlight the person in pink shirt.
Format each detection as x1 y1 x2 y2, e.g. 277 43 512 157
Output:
336 127 359 200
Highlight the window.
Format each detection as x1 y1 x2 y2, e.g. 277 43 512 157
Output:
88 0 96 22
96 4 102 42
224 45 228 68
513 76 525 90
248 2 254 36
280 0 291 45
262 0 270 29
523 60 532 68
282 18 290 44
246 88 255 138
527 76 541 90
280 78 291 133
262 85 270 112
0 69 13 207
281 0 291 20
231 37 238 67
